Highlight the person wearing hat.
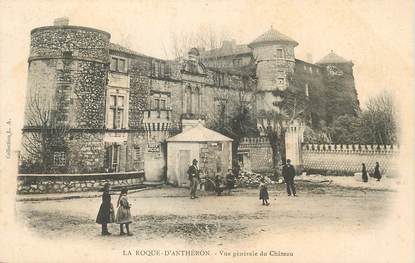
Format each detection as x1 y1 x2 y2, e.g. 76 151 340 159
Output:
282 159 297 197
187 159 201 199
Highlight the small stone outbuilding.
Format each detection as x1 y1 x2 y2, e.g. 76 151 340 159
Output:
166 124 233 187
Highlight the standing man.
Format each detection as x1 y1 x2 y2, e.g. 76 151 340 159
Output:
188 159 200 199
282 159 297 197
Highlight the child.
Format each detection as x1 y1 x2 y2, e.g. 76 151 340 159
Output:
96 183 114 235
259 177 270 206
115 188 133 236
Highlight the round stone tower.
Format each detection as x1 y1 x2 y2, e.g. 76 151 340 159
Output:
248 27 298 114
21 18 111 173
26 17 111 129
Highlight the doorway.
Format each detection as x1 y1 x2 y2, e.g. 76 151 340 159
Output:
178 150 191 187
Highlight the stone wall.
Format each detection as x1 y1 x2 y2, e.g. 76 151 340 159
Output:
302 144 399 175
17 171 144 194
238 137 273 173
30 26 110 62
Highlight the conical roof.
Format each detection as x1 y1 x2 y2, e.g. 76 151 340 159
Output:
167 124 233 142
248 27 298 48
316 51 352 64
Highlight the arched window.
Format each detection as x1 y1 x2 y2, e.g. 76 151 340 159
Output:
193 87 200 115
185 85 192 113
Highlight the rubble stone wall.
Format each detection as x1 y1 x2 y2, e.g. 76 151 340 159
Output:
238 137 273 173
17 171 144 194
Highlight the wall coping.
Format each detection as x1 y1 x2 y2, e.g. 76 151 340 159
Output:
31 25 111 38
239 137 270 144
18 170 144 178
302 143 399 153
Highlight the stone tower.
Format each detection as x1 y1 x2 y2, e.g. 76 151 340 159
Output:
248 27 299 132
316 51 360 123
21 18 111 173
248 27 298 110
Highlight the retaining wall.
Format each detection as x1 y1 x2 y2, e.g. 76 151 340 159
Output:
17 171 144 194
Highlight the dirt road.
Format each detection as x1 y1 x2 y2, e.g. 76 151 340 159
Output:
16 181 394 247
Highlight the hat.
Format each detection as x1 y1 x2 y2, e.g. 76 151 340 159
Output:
192 159 198 164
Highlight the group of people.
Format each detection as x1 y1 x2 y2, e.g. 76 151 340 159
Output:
96 159 383 235
187 159 236 199
259 159 297 206
361 161 382 182
96 183 133 236
187 157 298 207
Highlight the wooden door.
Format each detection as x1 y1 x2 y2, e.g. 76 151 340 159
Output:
178 150 191 187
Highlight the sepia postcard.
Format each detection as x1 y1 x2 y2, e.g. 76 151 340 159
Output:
0 0 414 262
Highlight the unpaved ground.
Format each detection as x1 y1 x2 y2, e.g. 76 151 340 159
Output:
16 182 394 246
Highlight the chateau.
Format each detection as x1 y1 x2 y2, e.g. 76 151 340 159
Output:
20 18 359 182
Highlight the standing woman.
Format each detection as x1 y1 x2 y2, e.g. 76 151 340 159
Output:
362 163 368 182
116 188 133 236
374 162 382 181
96 183 114 235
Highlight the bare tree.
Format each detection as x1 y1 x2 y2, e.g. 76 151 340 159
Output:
359 90 397 145
21 92 70 172
163 26 227 61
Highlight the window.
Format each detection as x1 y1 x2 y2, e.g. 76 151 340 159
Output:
214 72 225 87
242 76 249 90
185 86 192 113
193 87 200 115
277 49 284 59
105 144 120 172
152 60 168 78
109 95 125 129
53 152 66 166
303 65 307 70
305 83 309 97
233 58 242 66
134 146 144 170
110 56 127 73
309 67 313 74
160 99 166 110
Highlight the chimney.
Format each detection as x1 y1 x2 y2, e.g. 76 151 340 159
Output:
306 53 313 63
54 17 69 26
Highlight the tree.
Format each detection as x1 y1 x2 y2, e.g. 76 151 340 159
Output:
327 114 361 144
20 92 70 173
326 91 397 145
359 91 397 145
258 72 309 176
211 79 258 158
163 26 227 61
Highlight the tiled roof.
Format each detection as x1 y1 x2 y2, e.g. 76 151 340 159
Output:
316 51 351 64
248 28 298 47
200 44 251 58
109 43 150 58
166 124 233 142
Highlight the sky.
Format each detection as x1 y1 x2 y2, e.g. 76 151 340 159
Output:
0 0 413 147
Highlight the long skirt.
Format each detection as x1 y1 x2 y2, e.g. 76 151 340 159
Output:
115 206 132 224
